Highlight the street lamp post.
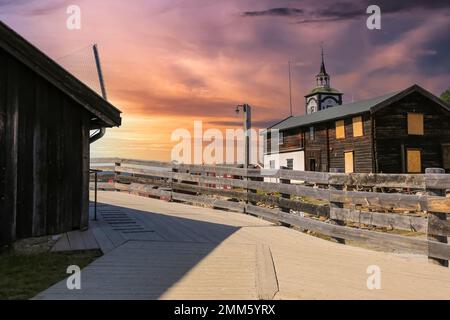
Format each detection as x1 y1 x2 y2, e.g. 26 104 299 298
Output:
235 104 252 169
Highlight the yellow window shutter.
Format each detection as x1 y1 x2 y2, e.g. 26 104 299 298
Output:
344 151 354 173
336 120 345 139
443 144 450 169
407 149 421 173
352 116 363 137
407 113 424 135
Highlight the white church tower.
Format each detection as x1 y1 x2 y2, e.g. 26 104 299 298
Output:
305 47 343 114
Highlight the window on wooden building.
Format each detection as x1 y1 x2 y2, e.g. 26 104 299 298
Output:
309 127 315 141
407 149 422 173
344 151 354 173
336 120 345 139
278 132 284 145
352 116 363 137
407 113 424 135
286 159 294 170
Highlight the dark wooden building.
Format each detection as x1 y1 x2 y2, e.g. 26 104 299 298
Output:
0 22 121 246
264 85 450 174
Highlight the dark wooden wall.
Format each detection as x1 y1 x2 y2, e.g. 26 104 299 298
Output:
265 127 303 155
0 48 91 246
326 114 373 173
304 123 329 171
374 92 450 173
265 114 374 173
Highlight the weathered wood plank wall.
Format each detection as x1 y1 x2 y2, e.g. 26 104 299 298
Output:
375 92 450 173
0 48 91 246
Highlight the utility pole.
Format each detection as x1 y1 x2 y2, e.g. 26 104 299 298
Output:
93 44 107 100
90 44 108 144
288 61 293 117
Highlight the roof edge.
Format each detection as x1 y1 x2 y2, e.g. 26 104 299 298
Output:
264 115 293 132
370 84 450 114
0 20 122 127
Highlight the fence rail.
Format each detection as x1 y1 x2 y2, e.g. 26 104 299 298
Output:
90 158 450 267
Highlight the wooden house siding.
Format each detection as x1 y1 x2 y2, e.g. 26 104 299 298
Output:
266 114 374 173
266 127 303 155
0 48 91 245
304 123 328 171
374 92 450 173
327 113 373 173
281 127 303 152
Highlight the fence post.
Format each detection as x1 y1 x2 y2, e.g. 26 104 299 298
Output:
114 160 121 191
426 167 449 267
329 168 345 244
248 167 262 206
280 166 291 213
170 163 178 202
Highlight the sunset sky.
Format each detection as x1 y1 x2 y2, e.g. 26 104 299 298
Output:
1 0 450 161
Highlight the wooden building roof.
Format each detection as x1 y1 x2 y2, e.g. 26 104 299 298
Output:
267 85 450 132
0 21 121 128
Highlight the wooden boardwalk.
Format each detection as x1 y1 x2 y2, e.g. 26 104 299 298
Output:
36 192 450 300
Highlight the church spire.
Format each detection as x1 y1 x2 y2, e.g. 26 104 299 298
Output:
319 45 328 76
305 42 343 114
316 43 330 88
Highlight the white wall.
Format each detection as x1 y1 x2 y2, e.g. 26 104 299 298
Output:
263 150 305 183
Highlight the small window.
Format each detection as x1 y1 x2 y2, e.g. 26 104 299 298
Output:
407 149 422 173
352 116 363 137
269 160 276 169
407 113 424 135
336 120 345 139
309 127 315 141
286 159 294 170
279 132 284 145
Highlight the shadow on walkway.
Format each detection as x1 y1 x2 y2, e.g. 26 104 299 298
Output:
35 201 255 300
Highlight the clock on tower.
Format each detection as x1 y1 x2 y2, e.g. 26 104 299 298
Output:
305 47 343 114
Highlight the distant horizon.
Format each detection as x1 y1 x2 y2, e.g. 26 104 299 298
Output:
1 0 449 161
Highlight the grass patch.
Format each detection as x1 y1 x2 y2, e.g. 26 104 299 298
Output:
0 250 102 300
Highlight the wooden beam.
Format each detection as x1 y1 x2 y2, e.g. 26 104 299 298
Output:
330 207 427 233
172 192 245 212
330 189 427 211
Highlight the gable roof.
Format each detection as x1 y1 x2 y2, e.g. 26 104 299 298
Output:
0 21 121 127
266 85 450 132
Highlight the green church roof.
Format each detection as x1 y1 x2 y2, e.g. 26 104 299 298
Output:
306 87 342 96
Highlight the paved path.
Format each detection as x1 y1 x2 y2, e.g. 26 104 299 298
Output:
36 192 450 300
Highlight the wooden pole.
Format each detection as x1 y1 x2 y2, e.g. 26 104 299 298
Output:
93 44 107 100
280 166 291 213
329 168 345 244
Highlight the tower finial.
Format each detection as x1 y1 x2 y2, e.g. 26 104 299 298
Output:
321 42 324 64
319 42 327 75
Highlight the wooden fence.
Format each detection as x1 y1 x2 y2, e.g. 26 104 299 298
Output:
91 158 450 267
